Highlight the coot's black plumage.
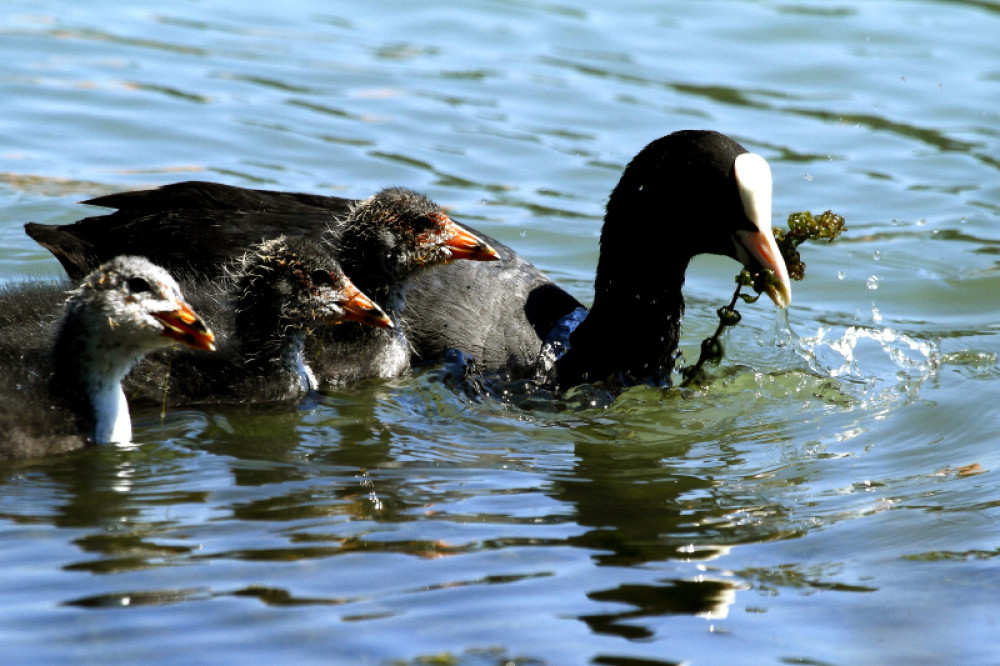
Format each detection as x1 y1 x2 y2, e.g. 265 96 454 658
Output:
24 130 791 388
0 257 215 460
123 236 392 405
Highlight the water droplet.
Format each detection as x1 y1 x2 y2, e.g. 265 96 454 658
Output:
867 276 879 290
872 307 882 323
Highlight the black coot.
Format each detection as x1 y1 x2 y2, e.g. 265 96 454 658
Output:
403 130 791 386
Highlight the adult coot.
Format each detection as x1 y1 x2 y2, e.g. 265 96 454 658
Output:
404 130 791 386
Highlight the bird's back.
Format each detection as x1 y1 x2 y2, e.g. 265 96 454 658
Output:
403 228 583 372
25 181 355 280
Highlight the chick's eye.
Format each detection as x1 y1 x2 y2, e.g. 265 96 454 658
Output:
310 270 335 287
411 215 436 232
127 277 152 293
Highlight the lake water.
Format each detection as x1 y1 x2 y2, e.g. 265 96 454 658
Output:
2 1 999 663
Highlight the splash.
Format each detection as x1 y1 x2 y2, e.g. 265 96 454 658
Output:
798 325 939 381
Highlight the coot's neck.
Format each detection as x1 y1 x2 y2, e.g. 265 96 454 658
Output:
555 260 688 386
52 311 140 444
282 329 316 391
308 228 412 383
309 281 411 384
332 223 412 362
554 174 692 386
335 224 410 320
235 286 314 392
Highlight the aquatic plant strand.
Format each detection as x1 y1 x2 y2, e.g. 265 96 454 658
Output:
680 210 845 387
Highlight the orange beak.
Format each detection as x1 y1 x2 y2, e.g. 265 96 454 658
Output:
153 301 216 351
336 283 394 329
442 219 500 262
735 229 792 308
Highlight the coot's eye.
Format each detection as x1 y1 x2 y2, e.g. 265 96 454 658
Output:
310 270 335 287
411 215 436 232
127 277 152 293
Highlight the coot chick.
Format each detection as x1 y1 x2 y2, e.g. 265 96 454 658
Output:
0 256 215 460
308 187 498 384
123 235 393 405
402 130 792 387
26 186 499 385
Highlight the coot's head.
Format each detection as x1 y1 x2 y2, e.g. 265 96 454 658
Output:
67 255 216 353
600 130 791 307
235 236 392 331
340 187 499 283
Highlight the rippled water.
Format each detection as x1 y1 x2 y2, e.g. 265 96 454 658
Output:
2 1 999 664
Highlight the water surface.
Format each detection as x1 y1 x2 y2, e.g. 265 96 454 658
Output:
1 1 999 664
